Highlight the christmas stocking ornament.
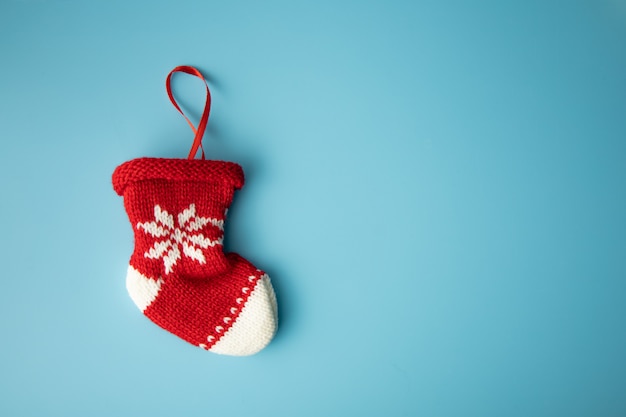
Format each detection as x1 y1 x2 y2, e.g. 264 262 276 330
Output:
112 66 278 356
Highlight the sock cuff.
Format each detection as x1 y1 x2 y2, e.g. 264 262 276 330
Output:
112 157 244 196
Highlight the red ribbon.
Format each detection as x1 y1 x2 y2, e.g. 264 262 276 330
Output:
165 65 212 160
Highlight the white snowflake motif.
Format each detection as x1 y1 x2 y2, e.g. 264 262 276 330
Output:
136 204 224 274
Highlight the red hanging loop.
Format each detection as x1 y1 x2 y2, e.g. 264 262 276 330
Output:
165 65 212 160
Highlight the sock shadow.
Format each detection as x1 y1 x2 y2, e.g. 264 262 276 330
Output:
219 137 295 347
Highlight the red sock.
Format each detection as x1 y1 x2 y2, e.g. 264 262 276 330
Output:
112 66 278 355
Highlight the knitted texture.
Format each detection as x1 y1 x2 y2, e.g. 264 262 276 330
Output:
113 157 277 355
113 157 244 278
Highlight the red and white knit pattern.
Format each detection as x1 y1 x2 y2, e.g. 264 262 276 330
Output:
113 157 277 355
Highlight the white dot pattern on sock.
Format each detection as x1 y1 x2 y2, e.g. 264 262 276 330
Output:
209 274 278 356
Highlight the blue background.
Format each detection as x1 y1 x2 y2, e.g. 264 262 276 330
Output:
1 1 625 416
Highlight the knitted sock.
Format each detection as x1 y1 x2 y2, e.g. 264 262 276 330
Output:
113 157 278 355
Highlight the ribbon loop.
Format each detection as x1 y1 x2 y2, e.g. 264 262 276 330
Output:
165 65 212 160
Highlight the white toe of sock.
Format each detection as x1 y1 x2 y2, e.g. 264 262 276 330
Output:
209 274 278 356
